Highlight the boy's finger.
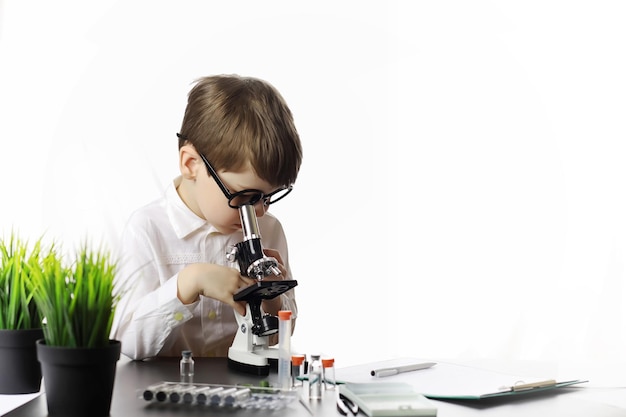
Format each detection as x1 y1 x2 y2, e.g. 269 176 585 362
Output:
233 300 247 316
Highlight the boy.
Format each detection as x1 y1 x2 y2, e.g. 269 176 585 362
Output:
111 75 302 360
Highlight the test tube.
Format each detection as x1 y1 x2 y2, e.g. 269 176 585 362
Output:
142 382 170 401
169 389 181 403
196 386 224 406
241 393 273 410
152 383 178 402
291 354 305 388
322 357 336 390
148 383 183 403
211 387 237 406
278 310 292 390
223 387 251 406
177 384 197 404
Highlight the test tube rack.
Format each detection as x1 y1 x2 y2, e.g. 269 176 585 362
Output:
138 381 297 410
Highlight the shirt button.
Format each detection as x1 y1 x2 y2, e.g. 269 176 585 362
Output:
207 310 217 320
174 312 184 321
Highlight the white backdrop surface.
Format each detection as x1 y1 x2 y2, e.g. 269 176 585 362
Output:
1 1 625 369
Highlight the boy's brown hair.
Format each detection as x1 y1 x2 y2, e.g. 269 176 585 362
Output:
178 74 302 188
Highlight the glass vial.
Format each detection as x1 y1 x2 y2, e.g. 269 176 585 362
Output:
322 358 336 390
308 354 323 400
291 354 305 388
180 350 194 384
278 310 292 390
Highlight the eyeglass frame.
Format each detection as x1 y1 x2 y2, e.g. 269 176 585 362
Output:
197 150 293 209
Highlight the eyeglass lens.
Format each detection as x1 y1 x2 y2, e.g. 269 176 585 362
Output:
228 188 291 208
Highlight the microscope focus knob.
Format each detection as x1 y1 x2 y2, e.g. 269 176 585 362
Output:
253 314 279 337
226 246 238 263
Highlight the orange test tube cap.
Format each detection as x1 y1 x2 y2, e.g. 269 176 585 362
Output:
278 310 292 320
291 355 305 365
322 358 335 367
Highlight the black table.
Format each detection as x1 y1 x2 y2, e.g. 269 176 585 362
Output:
9 356 618 416
5 355 331 416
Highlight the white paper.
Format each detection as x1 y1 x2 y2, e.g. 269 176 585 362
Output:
335 357 585 399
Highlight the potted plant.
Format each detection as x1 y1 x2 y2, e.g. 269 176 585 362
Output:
0 233 47 394
31 243 122 417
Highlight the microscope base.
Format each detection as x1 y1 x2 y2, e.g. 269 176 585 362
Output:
227 357 272 376
227 345 279 376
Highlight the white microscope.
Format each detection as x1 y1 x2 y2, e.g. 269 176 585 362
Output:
226 204 297 376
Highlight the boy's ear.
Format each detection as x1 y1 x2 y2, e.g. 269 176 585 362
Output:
179 145 201 180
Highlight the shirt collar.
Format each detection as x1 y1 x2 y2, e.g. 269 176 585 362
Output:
166 176 219 239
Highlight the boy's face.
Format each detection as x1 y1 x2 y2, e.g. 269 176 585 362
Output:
193 161 274 235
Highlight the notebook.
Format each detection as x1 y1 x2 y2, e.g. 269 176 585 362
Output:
339 382 438 416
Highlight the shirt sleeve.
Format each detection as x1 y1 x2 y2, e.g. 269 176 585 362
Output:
111 215 196 360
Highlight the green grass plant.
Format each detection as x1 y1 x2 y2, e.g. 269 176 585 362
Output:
31 243 120 348
0 233 46 330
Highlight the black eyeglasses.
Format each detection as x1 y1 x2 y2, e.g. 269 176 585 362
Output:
198 153 292 209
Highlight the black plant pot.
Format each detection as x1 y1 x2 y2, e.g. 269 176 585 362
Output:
0 328 44 394
36 339 121 417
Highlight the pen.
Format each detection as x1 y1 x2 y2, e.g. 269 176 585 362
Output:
370 362 437 378
299 393 314 416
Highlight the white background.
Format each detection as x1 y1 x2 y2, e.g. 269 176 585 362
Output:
1 0 625 372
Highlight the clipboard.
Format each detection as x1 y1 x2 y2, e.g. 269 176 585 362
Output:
334 357 588 401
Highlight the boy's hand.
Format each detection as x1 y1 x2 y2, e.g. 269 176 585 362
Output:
177 263 255 315
177 250 288 317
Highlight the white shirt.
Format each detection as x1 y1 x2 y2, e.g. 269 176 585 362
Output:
111 177 297 360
